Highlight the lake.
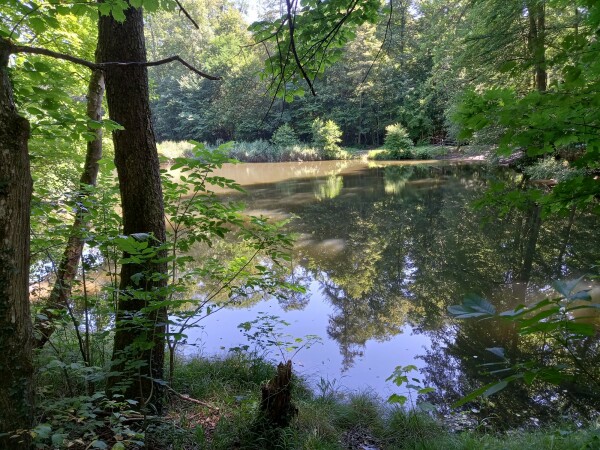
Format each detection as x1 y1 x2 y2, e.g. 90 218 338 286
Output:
180 159 600 427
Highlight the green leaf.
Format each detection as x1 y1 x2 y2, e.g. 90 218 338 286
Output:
387 394 407 405
552 277 585 298
564 322 595 336
28 17 48 34
448 294 495 318
483 380 508 397
499 61 517 73
418 387 435 394
98 2 112 16
32 424 52 440
486 347 506 360
112 7 126 23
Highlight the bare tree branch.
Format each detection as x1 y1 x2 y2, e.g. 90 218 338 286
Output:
165 385 219 410
175 0 200 30
8 42 221 80
285 0 316 95
360 0 393 87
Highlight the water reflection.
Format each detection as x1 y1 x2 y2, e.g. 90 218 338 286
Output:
187 161 600 425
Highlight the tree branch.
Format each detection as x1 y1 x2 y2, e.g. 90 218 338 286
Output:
165 385 219 410
285 0 316 96
9 42 221 80
175 0 200 30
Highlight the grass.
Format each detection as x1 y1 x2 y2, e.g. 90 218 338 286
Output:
151 354 600 450
228 140 322 162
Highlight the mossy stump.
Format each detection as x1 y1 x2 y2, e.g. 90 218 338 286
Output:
260 360 297 427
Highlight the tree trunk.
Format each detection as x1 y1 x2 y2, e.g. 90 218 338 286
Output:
98 5 168 411
34 68 105 350
518 203 541 283
527 0 547 92
0 38 34 449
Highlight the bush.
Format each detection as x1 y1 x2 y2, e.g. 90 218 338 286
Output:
524 157 579 182
271 123 299 148
369 145 447 161
311 118 345 160
384 123 414 159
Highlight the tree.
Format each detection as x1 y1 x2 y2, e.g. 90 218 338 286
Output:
98 4 173 411
454 0 600 213
34 66 105 350
1 0 220 423
0 38 34 450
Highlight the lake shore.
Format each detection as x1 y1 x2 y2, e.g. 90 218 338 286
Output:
153 354 600 450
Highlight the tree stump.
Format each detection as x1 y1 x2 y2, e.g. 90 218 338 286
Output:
260 360 297 427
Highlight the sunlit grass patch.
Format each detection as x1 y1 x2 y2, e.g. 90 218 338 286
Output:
158 140 196 159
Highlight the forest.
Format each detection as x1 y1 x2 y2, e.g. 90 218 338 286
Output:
1 0 599 449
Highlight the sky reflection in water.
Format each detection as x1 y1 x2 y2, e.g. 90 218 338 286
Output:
181 160 600 425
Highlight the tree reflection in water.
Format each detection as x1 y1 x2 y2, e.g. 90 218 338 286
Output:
208 162 600 425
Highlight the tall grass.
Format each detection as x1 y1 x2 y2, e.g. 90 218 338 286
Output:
228 140 322 162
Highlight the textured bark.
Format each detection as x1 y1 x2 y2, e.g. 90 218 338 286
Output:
260 360 296 427
527 0 547 92
0 37 34 449
34 68 105 350
98 5 167 411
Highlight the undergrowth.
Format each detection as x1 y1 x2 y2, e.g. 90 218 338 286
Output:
368 145 449 161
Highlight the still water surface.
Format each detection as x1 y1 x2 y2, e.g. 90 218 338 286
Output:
182 160 599 425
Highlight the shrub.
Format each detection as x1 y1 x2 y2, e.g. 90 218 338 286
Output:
384 123 414 159
229 140 281 162
311 118 344 160
524 157 579 182
271 123 299 148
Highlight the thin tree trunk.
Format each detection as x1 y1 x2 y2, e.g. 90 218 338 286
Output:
0 37 34 450
34 68 105 349
527 0 547 92
556 205 576 276
98 4 168 412
518 203 542 283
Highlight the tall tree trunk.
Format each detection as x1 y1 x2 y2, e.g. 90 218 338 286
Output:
527 0 547 92
0 38 34 449
34 68 105 350
98 5 168 411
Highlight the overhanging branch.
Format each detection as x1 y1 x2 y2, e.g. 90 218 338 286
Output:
174 0 200 30
8 41 221 80
285 0 316 96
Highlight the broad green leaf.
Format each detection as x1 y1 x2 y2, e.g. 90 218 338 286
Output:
486 347 506 360
387 394 407 405
552 277 585 298
483 380 508 397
